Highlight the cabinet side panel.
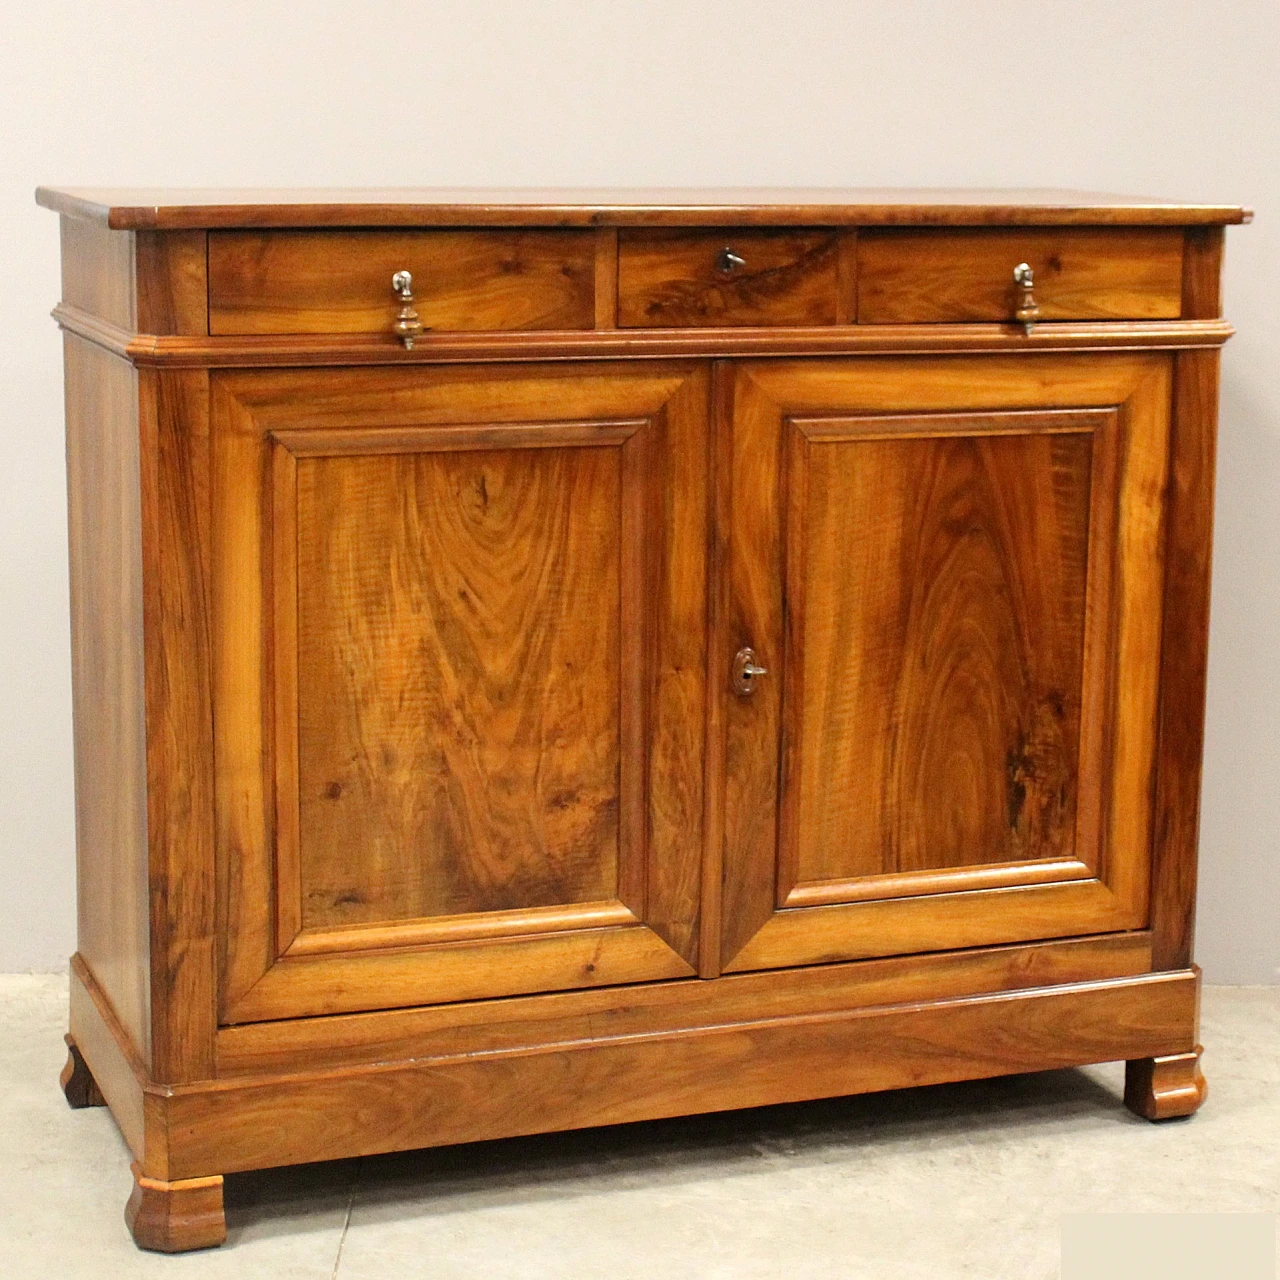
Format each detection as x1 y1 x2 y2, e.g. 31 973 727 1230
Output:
59 217 136 330
64 334 150 1063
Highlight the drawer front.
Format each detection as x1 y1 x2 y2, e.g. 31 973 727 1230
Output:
208 230 596 335
857 228 1184 323
618 229 840 327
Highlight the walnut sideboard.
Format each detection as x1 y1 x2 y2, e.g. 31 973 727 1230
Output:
38 187 1248 1252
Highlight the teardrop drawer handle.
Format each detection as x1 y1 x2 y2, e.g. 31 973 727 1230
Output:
391 270 425 349
1013 262 1039 334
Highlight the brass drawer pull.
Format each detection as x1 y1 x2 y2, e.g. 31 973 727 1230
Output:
732 647 768 696
391 270 425 348
1012 262 1039 334
717 247 747 275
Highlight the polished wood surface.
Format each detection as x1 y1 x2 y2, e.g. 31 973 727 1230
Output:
593 228 619 329
783 410 1096 888
212 363 706 1021
857 228 1185 322
51 303 1237 369
209 230 595 334
715 355 1166 972
59 217 136 329
216 932 1152 1076
1124 1045 1209 1120
63 335 151 1063
44 190 1235 1250
139 367 217 1084
1148 228 1226 970
160 970 1200 1181
37 186 1251 229
135 231 208 335
617 229 839 326
68 957 148 1161
125 1164 226 1253
292 437 625 926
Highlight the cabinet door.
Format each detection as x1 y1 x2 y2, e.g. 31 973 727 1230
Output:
714 355 1170 972
213 362 708 1021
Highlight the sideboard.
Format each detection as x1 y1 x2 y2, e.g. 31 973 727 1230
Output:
37 187 1248 1251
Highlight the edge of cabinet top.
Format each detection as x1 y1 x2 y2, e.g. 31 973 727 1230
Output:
35 186 1252 231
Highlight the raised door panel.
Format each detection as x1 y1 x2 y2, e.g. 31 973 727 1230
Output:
714 355 1170 973
213 363 708 1021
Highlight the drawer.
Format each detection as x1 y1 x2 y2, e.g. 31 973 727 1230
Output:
856 228 1184 323
617 229 840 327
208 229 596 335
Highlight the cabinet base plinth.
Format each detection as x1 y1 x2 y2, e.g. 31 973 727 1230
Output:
1124 1046 1207 1120
125 1164 226 1253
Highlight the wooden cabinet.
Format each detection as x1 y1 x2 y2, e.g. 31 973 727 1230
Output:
39 187 1247 1253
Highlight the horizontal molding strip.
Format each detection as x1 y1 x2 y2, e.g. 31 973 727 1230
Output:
53 304 1235 368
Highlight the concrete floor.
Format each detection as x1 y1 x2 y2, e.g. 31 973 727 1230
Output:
0 976 1275 1278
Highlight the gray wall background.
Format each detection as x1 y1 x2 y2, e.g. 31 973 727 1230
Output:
1 1 1275 981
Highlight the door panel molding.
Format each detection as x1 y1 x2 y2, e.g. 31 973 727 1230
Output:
782 856 1096 909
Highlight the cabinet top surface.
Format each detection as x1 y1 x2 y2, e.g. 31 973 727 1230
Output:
36 186 1250 231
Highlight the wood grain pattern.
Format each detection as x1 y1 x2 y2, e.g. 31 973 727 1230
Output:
785 414 1095 887
163 970 1200 1180
58 218 208 338
1147 239 1226 967
835 230 858 325
618 229 838 327
69 955 148 1160
1150 350 1220 969
1181 227 1225 320
594 227 618 328
697 361 736 977
37 186 1252 230
212 363 706 1021
135 231 208 335
208 230 596 334
125 1164 225 1253
226 926 692 1023
292 434 625 927
59 216 136 329
63 335 151 1063
216 932 1153 1076
138 368 217 1083
717 355 1170 972
858 229 1185 322
1124 1044 1208 1119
